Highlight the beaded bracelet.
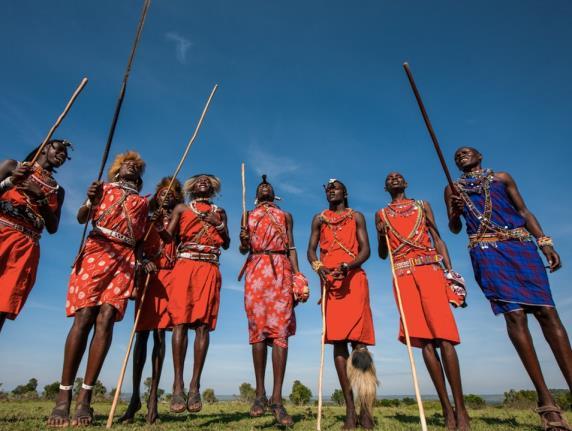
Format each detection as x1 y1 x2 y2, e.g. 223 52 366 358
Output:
536 236 554 248
83 199 92 209
311 260 324 272
215 222 225 231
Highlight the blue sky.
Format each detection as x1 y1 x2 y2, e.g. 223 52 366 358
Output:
1 0 571 398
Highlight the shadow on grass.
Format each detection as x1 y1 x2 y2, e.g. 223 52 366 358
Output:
391 412 445 426
478 416 519 427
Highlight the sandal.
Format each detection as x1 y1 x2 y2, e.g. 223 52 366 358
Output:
47 402 70 428
169 392 187 413
535 404 571 431
71 403 94 427
269 403 294 427
187 390 203 413
249 395 268 417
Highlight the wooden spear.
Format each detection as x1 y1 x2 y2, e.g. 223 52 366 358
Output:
385 235 428 431
402 62 457 191
29 77 88 165
241 162 247 227
316 281 327 431
106 84 219 428
75 0 152 262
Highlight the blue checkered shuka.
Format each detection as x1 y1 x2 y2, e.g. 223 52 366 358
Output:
458 170 554 315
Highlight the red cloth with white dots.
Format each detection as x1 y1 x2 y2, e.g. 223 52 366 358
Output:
66 182 148 321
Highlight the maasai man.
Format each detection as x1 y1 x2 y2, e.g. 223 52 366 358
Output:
446 147 571 431
238 175 309 426
166 174 230 414
119 177 183 425
376 172 470 431
0 139 70 332
48 151 152 427
307 179 377 430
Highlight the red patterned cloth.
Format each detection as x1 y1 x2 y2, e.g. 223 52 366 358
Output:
243 202 295 348
136 215 175 332
67 182 148 321
168 202 224 329
0 163 60 319
319 209 375 345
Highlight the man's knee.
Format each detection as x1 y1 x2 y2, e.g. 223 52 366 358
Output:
504 310 527 329
96 305 117 329
195 324 209 338
73 308 98 330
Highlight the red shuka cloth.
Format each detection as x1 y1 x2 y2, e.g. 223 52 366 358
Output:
380 200 460 348
0 163 60 319
67 183 148 321
243 202 295 348
319 209 375 345
168 202 224 330
136 215 175 332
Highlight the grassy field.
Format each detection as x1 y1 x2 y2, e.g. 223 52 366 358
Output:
0 400 569 430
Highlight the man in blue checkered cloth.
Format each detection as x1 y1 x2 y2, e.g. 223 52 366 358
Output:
445 147 571 431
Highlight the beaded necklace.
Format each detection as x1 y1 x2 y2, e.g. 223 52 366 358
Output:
456 169 512 239
385 198 418 218
112 180 139 195
189 199 217 216
320 208 356 259
381 200 431 256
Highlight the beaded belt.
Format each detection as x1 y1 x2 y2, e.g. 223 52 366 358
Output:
92 226 136 247
468 227 531 248
393 254 443 271
178 251 219 264
0 217 41 241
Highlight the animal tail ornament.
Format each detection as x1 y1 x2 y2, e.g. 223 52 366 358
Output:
346 347 379 418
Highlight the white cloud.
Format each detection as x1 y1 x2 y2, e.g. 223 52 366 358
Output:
165 32 192 64
247 144 305 195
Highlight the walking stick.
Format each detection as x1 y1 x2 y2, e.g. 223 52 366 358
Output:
385 235 428 431
316 277 327 431
241 162 247 227
75 0 152 263
106 84 219 428
29 77 88 165
402 62 457 192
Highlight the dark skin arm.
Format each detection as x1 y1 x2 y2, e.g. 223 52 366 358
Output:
307 214 331 280
166 203 187 237
285 211 300 273
375 210 388 259
497 172 561 271
445 184 464 234
423 201 453 271
0 159 64 234
77 181 103 224
239 210 250 254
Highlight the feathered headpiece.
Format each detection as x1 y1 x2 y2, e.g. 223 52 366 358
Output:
183 173 221 199
107 151 146 183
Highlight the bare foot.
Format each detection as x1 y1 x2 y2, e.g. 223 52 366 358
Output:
342 409 358 430
358 409 374 429
146 396 159 424
170 391 187 413
118 397 141 423
71 403 94 427
187 390 202 413
456 409 471 431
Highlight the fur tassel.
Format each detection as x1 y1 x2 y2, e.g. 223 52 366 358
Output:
346 349 379 418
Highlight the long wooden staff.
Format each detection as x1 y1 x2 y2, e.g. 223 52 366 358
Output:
106 84 219 428
316 281 327 431
241 162 247 227
402 62 457 191
75 0 152 261
385 235 428 431
29 77 88 165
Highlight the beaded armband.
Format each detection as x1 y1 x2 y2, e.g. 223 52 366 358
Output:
536 236 554 248
311 260 324 272
215 222 225 232
0 177 14 194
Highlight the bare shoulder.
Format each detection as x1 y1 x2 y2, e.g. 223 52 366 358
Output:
353 210 366 223
495 171 515 184
173 203 188 214
311 212 323 227
284 211 293 222
0 159 18 175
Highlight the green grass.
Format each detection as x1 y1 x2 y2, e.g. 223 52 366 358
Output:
0 400 569 430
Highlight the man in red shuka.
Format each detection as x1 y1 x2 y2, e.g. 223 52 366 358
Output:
0 139 71 332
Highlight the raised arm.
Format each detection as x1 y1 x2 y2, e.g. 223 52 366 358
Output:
423 201 452 271
285 211 300 273
497 172 561 271
77 181 103 225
